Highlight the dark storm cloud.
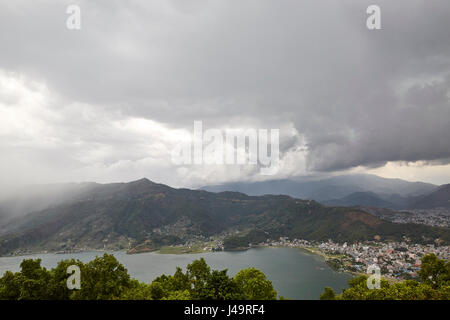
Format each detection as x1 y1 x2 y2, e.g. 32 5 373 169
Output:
0 0 449 184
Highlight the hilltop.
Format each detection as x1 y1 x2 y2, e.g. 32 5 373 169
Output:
0 178 449 255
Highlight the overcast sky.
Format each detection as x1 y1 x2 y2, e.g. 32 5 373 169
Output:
0 0 449 190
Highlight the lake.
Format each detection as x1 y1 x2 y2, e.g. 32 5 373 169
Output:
0 247 352 299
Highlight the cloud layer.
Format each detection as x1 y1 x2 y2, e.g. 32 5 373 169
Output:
0 0 449 189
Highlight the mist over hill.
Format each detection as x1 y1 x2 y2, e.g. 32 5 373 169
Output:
202 174 437 202
322 192 396 209
0 178 449 256
410 184 450 209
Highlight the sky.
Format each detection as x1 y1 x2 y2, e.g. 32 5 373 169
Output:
0 0 449 190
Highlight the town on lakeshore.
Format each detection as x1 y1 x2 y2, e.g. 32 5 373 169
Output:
159 232 450 282
250 237 450 281
364 207 450 228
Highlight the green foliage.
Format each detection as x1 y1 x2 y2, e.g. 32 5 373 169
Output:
0 259 52 300
151 258 243 300
71 254 132 300
223 230 269 250
120 280 153 300
320 287 336 300
223 236 250 250
320 254 450 300
418 253 450 288
0 255 278 300
233 268 277 300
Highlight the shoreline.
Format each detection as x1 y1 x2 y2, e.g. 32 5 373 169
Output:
0 244 424 284
0 246 396 283
0 249 110 259
294 246 358 277
0 244 337 258
0 246 211 258
297 246 400 282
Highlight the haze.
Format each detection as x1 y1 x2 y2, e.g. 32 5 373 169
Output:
0 0 449 193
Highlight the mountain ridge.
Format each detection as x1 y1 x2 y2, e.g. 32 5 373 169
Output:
410 184 450 209
322 191 396 209
201 174 437 201
0 178 449 256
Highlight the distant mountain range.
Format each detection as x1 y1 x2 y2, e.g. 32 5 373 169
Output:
203 174 449 209
410 184 450 209
322 192 396 208
322 185 450 210
0 177 449 256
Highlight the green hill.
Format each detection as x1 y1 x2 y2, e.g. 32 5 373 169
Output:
1 179 449 255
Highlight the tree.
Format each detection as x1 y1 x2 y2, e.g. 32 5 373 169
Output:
320 287 336 300
0 255 280 300
233 268 277 300
162 289 191 300
70 253 133 300
17 259 52 300
48 258 84 299
202 270 242 300
0 271 21 300
418 254 449 288
120 280 153 300
186 258 211 299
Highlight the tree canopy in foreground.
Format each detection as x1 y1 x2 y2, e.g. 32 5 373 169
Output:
0 254 278 300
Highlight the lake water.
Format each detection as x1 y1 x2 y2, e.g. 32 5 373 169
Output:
0 247 352 299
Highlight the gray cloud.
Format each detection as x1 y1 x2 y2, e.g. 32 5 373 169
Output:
0 0 449 188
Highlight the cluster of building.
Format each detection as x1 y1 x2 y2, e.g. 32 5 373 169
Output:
255 237 450 280
386 208 450 228
318 240 449 279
